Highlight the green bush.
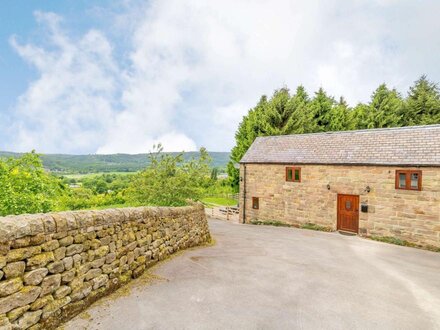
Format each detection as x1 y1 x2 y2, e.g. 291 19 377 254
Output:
124 145 212 207
0 152 66 216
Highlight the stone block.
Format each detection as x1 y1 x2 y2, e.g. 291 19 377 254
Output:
40 240 59 252
105 253 116 264
30 295 54 311
3 261 25 279
92 274 108 290
62 257 73 271
23 268 48 286
53 285 71 299
41 296 71 320
7 304 30 322
26 252 54 270
58 236 73 247
94 246 109 258
0 286 41 314
61 269 76 284
16 310 42 329
47 261 65 274
85 268 102 281
40 274 61 297
65 244 84 257
0 278 23 297
53 247 66 261
7 246 41 262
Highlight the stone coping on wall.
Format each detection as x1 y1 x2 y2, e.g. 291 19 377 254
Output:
0 204 205 243
0 203 210 329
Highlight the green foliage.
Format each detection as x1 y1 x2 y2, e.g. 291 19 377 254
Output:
125 145 212 207
300 222 333 232
228 76 440 189
366 84 402 128
370 236 417 247
201 197 237 207
81 173 133 194
0 152 65 216
58 187 126 211
370 235 440 252
402 75 440 125
210 168 218 181
250 220 292 227
0 151 230 175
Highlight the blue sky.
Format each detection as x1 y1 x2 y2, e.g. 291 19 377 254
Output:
0 1 107 111
0 0 439 154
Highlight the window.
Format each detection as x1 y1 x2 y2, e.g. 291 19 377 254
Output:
286 167 301 182
395 170 422 191
252 197 259 209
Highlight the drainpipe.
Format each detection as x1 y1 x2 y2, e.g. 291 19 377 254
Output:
242 164 247 224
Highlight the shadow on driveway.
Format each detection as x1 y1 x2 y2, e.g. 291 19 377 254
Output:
65 218 440 330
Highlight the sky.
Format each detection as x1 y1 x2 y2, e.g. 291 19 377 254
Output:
0 0 439 154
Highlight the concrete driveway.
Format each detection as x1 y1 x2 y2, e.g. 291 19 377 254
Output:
65 219 440 330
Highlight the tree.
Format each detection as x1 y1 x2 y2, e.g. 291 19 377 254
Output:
261 88 295 135
402 75 440 125
228 78 439 192
125 145 212 206
290 86 318 134
227 96 268 189
309 88 335 131
366 84 402 128
211 168 218 181
327 97 351 131
0 152 65 216
350 103 370 129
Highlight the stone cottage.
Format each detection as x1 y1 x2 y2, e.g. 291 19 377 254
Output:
239 125 440 247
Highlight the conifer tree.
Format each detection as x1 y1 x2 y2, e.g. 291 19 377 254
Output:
227 78 439 191
261 88 295 135
290 86 318 134
309 88 335 131
402 75 440 125
367 84 402 128
327 97 350 131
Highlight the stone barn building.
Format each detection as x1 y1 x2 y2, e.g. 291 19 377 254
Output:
239 125 440 248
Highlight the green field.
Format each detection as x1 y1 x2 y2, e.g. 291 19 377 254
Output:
201 197 237 207
60 172 137 179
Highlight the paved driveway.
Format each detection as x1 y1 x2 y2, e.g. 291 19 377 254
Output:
65 219 440 330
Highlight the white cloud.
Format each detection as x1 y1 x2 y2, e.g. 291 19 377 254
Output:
6 0 440 153
9 11 118 154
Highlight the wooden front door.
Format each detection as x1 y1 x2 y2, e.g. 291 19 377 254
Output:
337 194 359 233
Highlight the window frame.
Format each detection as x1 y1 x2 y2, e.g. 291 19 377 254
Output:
252 197 259 210
286 166 301 182
395 170 422 191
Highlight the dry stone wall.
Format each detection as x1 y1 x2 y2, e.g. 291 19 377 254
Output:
0 204 210 330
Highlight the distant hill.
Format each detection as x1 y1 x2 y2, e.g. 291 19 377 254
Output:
0 151 231 174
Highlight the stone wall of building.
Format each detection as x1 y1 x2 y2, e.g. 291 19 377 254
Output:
0 204 210 329
240 164 440 247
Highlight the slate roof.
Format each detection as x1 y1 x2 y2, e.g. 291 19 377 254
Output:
240 125 440 166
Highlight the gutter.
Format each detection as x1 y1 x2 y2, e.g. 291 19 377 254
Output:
242 164 246 224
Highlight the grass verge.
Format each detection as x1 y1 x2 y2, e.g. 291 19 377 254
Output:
300 222 333 232
250 220 333 232
369 235 440 252
250 220 292 227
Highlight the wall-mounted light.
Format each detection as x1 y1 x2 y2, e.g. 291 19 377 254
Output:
365 186 371 193
327 184 331 190
240 177 243 182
